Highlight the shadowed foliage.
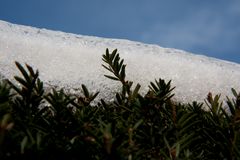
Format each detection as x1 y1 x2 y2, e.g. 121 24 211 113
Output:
0 49 240 159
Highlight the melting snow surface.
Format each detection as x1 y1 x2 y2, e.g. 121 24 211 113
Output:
0 20 240 103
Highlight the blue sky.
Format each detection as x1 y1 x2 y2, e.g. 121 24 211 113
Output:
0 0 239 63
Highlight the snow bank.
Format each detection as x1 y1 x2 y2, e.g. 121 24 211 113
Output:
0 20 240 103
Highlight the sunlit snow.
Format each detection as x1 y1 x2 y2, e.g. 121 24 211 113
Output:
0 20 240 103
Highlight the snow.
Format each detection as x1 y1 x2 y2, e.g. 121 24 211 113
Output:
0 20 240 104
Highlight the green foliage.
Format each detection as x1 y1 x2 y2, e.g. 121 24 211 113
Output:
0 48 240 159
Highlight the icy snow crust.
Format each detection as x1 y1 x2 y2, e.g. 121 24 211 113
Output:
0 20 240 103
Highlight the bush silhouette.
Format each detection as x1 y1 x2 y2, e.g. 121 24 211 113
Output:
0 49 240 159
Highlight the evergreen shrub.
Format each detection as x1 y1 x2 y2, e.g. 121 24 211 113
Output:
0 49 240 159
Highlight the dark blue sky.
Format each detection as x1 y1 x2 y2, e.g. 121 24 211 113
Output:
0 0 239 63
